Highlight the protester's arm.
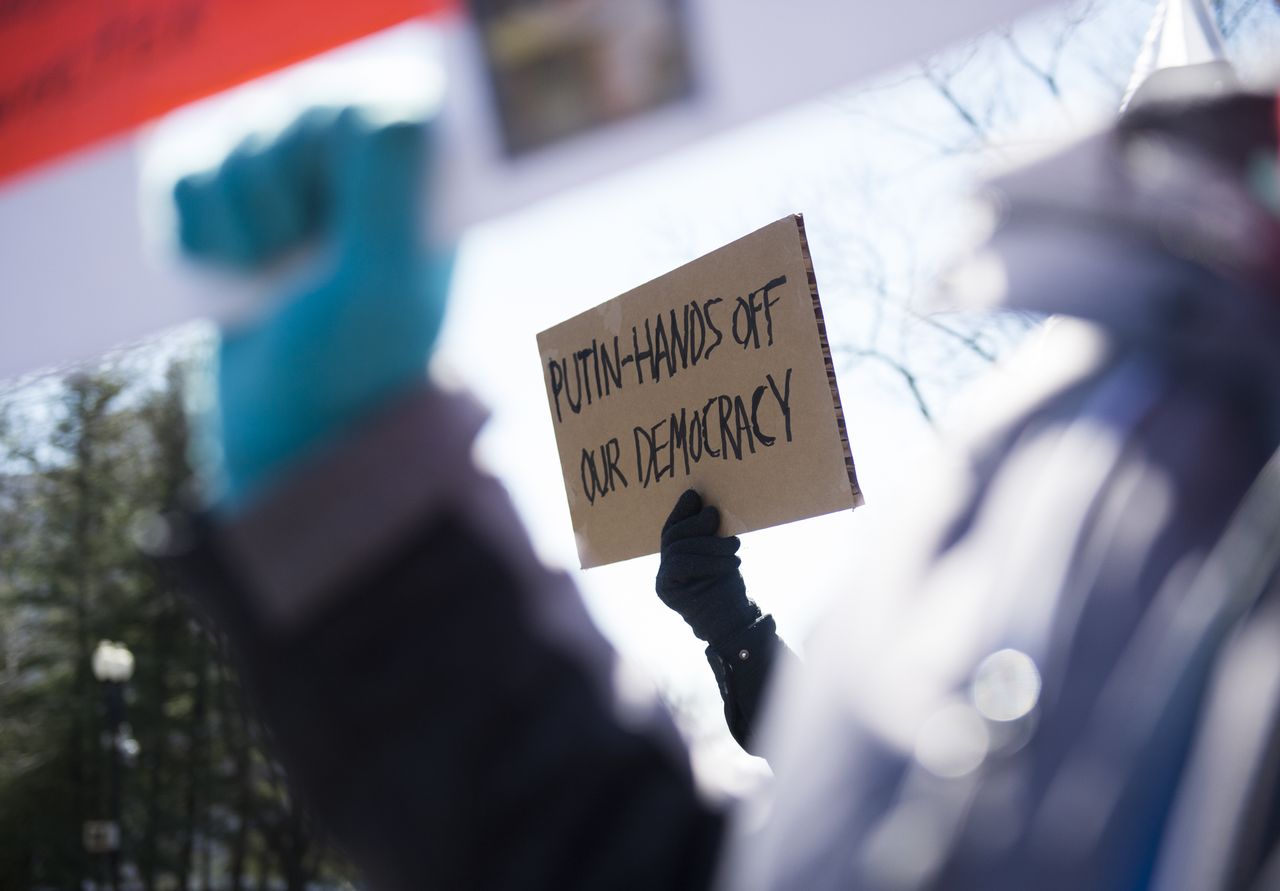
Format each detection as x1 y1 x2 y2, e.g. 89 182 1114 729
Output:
159 389 723 890
657 490 799 755
165 108 723 890
704 614 796 753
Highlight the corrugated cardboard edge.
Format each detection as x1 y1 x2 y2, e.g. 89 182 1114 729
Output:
794 214 864 508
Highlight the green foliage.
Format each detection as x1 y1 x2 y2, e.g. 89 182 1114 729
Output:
0 357 352 890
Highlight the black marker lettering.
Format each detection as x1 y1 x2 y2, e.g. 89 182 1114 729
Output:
759 275 786 346
669 305 690 371
548 358 566 423
688 407 704 463
767 368 793 442
652 314 672 380
732 294 757 349
581 447 601 505
701 398 720 458
703 298 724 360
631 320 653 385
668 408 690 476
600 336 624 395
605 437 627 492
649 419 671 483
733 394 757 455
688 300 707 364
717 394 739 460
575 347 595 406
750 385 775 446
633 425 653 487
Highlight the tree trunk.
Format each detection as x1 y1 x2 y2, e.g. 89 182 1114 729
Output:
139 607 174 891
220 662 255 891
177 637 208 891
70 397 97 888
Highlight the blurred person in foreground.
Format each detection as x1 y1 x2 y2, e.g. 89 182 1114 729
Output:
160 89 1280 891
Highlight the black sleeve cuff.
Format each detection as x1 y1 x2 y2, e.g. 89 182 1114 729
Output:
704 615 798 757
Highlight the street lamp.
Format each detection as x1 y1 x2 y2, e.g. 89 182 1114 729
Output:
90 640 136 891
91 640 134 683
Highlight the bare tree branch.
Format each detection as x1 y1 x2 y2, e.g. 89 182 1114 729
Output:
836 345 935 424
921 62 990 148
910 311 998 362
837 104 965 156
1221 0 1263 37
1001 30 1063 98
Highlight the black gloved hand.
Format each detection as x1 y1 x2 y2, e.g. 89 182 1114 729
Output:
656 489 761 649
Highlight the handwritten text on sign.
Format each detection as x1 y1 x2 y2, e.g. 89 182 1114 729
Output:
537 215 862 568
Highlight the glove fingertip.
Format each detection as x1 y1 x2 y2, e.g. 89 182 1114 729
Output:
662 488 704 535
699 505 722 534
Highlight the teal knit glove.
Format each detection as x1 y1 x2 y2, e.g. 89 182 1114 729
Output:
174 107 454 510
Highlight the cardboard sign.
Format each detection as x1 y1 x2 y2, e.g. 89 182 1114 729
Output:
0 0 454 183
538 215 862 568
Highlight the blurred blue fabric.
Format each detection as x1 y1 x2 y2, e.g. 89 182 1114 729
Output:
174 107 455 509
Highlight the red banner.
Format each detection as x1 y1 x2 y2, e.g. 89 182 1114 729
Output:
0 0 456 184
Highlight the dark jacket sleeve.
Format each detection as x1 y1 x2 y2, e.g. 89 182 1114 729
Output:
157 388 723 891
705 615 799 756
